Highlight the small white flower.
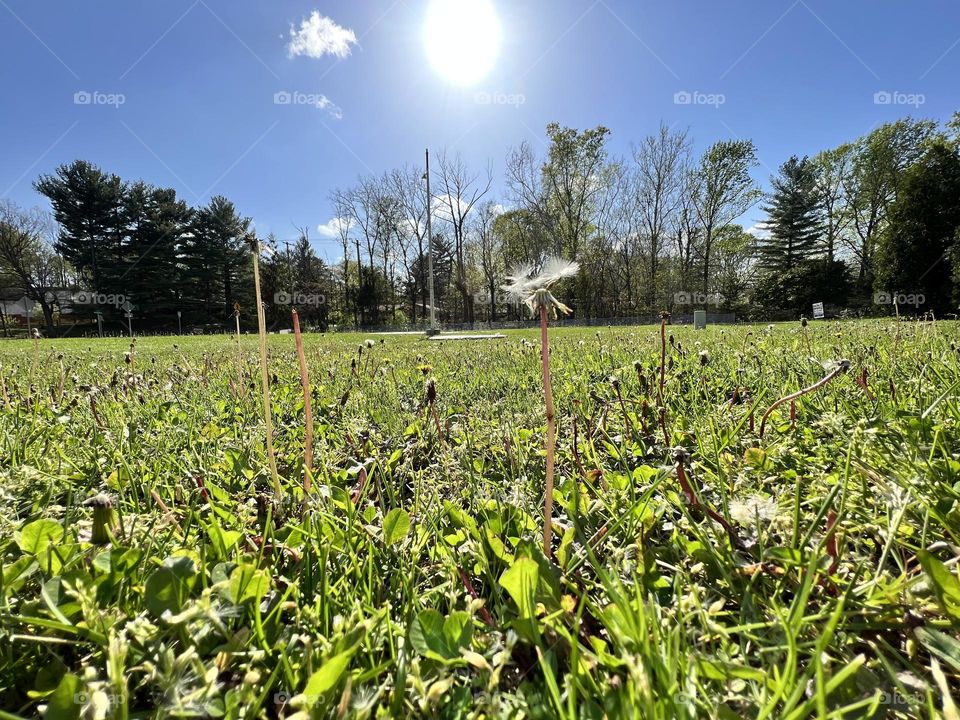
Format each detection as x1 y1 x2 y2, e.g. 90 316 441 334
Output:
729 495 778 525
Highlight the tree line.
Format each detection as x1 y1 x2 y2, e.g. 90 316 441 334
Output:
1 111 958 334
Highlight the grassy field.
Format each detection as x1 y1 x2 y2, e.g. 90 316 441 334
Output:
1 320 959 719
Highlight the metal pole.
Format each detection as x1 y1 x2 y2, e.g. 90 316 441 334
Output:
425 148 436 330
284 240 295 307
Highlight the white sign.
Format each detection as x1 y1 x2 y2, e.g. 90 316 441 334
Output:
812 302 825 320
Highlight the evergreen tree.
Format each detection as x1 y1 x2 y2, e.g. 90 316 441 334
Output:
181 196 252 324
758 156 824 272
34 160 125 291
123 184 191 323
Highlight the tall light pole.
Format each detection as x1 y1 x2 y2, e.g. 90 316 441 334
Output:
284 240 295 306
424 148 436 330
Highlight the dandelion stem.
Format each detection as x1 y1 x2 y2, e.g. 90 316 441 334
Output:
292 309 314 494
658 315 667 405
758 361 850 438
540 303 557 559
251 244 280 497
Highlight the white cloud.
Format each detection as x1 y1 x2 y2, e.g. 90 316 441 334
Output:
316 95 343 120
745 222 770 239
288 12 358 59
317 217 354 239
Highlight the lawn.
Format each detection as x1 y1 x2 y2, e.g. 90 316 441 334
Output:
1 320 958 719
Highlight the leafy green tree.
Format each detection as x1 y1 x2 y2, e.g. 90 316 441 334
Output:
812 145 854 263
842 118 938 288
689 140 761 294
875 141 960 314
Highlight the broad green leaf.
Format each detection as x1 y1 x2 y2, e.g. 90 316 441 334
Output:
16 519 63 555
144 555 197 617
302 649 353 700
919 550 960 624
409 608 448 658
442 611 473 652
205 522 242 558
144 567 183 617
500 557 540 640
382 508 411 547
229 563 269 605
44 673 82 720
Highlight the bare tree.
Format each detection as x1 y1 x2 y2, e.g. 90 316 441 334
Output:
633 123 690 307
389 166 430 323
470 200 504 322
0 201 61 329
434 151 492 323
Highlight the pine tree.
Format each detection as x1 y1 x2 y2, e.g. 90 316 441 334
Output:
181 196 252 324
758 156 825 272
123 184 191 323
35 160 125 291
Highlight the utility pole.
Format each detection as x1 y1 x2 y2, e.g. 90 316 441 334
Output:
284 240 295 307
424 148 436 330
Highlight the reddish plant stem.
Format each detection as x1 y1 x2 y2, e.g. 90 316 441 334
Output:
675 459 740 545
825 510 839 575
758 362 850 438
658 316 667 405
457 566 496 627
658 407 670 447
351 466 368 505
856 368 875 402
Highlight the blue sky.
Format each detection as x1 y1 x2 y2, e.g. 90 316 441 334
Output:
1 0 957 261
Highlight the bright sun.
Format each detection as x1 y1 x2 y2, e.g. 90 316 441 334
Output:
424 0 501 86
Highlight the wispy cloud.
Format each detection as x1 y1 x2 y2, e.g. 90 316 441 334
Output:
316 95 343 120
288 11 357 59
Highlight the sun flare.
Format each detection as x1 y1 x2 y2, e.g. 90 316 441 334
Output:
424 0 501 86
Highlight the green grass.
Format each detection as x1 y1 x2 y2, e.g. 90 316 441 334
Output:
1 320 959 719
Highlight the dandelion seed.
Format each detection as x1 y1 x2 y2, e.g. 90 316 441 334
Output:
502 257 579 318
729 496 778 525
